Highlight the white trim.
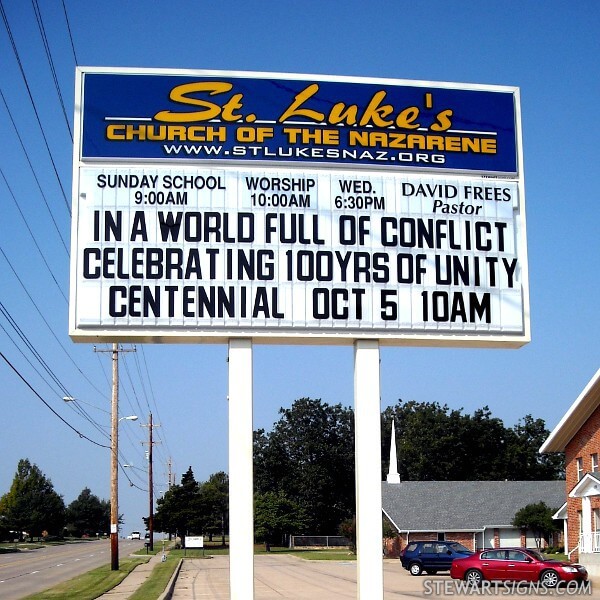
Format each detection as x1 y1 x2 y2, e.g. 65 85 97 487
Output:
382 508 401 533
540 368 600 453
75 66 520 94
552 502 568 520
569 472 600 498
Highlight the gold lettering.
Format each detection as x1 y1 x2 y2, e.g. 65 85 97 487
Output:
221 93 245 122
481 139 497 154
106 124 125 140
329 102 359 126
430 109 453 132
359 91 394 127
154 82 235 123
278 84 324 123
395 106 420 130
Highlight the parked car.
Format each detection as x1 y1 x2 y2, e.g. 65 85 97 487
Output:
400 540 473 575
127 531 141 540
450 548 588 587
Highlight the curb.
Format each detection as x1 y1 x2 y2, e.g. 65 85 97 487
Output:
157 557 183 600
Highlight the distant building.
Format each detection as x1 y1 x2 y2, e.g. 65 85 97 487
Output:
540 368 600 574
382 421 565 557
382 480 565 556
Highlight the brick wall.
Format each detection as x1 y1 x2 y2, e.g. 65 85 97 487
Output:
383 528 562 558
565 403 600 560
384 531 477 558
445 531 476 550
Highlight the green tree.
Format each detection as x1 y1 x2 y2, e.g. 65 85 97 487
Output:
200 471 229 544
506 415 565 480
153 466 203 546
0 459 65 540
65 488 110 537
512 501 559 548
381 401 564 481
382 401 485 480
254 398 355 534
254 491 307 551
0 515 9 542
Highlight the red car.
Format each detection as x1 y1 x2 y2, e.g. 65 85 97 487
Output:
450 548 588 587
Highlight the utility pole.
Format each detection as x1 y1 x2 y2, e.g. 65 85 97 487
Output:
95 343 136 571
109 343 119 569
142 412 160 551
166 456 173 542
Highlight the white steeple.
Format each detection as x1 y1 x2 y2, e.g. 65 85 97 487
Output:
386 418 401 484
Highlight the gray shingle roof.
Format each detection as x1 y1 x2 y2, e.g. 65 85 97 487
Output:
382 480 565 532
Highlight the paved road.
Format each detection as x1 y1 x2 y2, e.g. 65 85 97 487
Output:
0 539 143 600
170 555 600 599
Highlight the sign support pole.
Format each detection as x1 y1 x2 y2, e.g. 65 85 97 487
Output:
228 338 254 599
354 340 383 599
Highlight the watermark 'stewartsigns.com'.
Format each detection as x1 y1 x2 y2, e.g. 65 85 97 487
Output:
423 579 592 596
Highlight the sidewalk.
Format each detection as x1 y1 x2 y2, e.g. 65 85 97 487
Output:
96 553 600 599
97 551 168 599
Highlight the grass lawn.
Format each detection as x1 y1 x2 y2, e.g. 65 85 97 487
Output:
128 553 180 600
21 556 148 600
543 552 568 562
169 544 355 560
263 547 356 560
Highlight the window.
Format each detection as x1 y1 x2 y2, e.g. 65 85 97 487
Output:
482 550 506 560
507 550 527 561
577 457 584 480
437 532 445 541
594 508 600 531
592 453 599 472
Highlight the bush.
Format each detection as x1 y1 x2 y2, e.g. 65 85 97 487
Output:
338 518 356 554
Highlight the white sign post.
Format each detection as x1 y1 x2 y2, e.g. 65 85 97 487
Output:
228 339 254 599
354 340 383 598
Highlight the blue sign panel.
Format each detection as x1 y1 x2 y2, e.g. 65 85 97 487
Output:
79 69 519 175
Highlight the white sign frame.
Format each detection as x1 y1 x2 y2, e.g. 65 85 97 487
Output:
70 68 529 348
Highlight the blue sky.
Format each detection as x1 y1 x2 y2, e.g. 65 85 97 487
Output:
0 1 598 535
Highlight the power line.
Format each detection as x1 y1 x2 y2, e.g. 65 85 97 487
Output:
0 350 110 449
61 0 78 65
0 0 71 214
0 172 68 302
0 2 176 497
0 349 143 491
0 89 69 256
139 345 172 460
0 300 68 395
0 247 108 400
31 0 72 140
0 301 109 440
